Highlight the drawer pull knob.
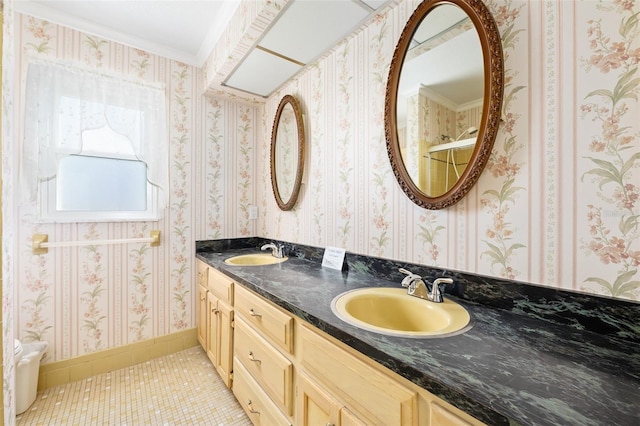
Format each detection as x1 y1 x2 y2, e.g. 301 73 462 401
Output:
248 351 262 364
247 400 260 414
249 308 262 318
212 308 219 314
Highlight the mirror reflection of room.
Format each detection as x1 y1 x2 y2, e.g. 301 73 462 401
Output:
271 94 305 211
397 4 483 197
274 102 297 203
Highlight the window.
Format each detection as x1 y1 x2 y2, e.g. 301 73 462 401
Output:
57 155 148 212
39 123 159 222
22 61 168 222
38 98 159 222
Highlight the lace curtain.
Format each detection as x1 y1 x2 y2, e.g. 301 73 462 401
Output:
22 61 168 211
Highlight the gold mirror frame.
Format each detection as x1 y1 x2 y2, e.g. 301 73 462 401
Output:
385 0 504 209
271 94 305 211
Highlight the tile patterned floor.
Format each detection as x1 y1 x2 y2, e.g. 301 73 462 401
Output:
16 346 252 425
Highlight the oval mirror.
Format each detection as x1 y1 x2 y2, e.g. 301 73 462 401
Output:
385 0 503 209
271 94 305 211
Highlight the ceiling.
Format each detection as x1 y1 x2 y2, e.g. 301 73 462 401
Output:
14 0 243 67
14 0 391 98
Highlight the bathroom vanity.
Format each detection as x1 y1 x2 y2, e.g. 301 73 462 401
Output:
196 258 480 425
196 238 640 426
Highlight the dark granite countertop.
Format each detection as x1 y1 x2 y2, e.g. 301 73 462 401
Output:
196 238 640 426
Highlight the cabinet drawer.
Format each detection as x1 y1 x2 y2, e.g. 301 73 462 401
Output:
196 260 208 287
431 402 475 426
235 285 293 354
300 324 418 426
208 267 234 305
233 358 292 426
235 317 293 415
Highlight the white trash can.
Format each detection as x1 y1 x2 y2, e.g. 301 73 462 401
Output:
15 340 47 415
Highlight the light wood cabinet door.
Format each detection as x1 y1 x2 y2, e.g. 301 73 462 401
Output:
215 298 234 388
339 408 367 426
207 291 234 388
206 291 219 366
196 260 209 349
197 282 208 349
300 323 418 426
297 373 367 426
296 373 339 426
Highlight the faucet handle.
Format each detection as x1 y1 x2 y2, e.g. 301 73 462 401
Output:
432 277 453 287
431 278 454 302
399 268 421 287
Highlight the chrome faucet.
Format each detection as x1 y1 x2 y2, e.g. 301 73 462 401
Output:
399 268 453 303
261 243 285 258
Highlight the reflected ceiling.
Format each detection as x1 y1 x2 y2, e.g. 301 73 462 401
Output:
396 4 484 125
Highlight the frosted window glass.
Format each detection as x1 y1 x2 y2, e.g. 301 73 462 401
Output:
57 155 147 211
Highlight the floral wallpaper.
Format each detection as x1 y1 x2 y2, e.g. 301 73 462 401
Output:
79 224 106 351
579 1 640 298
205 98 225 240
258 0 639 302
480 0 526 280
335 43 355 249
8 12 258 367
169 61 191 331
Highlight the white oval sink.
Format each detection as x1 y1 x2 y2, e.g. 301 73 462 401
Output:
331 287 471 338
224 253 288 266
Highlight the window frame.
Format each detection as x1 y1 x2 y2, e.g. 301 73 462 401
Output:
37 112 161 223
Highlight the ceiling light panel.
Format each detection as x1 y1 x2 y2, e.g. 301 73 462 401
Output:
259 0 371 64
224 48 303 97
359 0 389 9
